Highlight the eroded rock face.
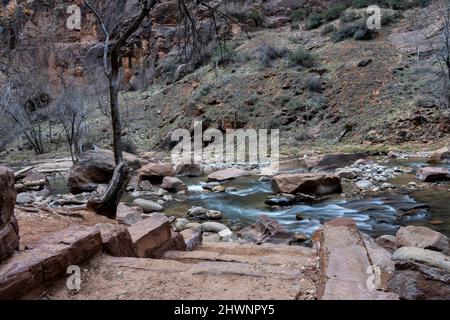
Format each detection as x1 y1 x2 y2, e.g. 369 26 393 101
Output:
0 166 19 262
67 149 141 194
271 173 342 195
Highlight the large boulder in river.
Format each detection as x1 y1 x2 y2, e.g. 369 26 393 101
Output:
132 198 164 213
160 176 188 192
416 166 450 182
175 163 203 177
396 226 449 254
305 153 367 171
207 168 250 182
68 149 141 194
138 163 175 184
271 173 342 195
0 166 19 262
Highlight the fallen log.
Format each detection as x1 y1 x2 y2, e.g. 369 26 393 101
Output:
14 166 34 181
15 179 48 192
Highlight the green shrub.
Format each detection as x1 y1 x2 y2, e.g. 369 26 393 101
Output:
288 46 317 68
290 6 312 22
323 3 348 21
305 11 323 30
249 10 265 27
340 11 359 23
321 24 337 35
257 44 289 67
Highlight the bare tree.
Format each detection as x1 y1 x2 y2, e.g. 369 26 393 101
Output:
83 0 234 218
54 88 89 163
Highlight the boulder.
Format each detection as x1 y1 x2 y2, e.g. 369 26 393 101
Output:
396 226 449 254
201 222 228 233
175 163 203 177
0 225 102 299
416 167 450 182
138 163 175 184
427 147 450 164
132 198 163 213
271 173 342 195
0 166 19 262
181 229 203 251
95 223 135 257
375 235 397 253
151 231 187 258
207 168 250 182
187 206 208 217
389 247 450 299
206 210 223 220
15 192 35 205
238 215 293 245
68 149 141 194
264 194 296 206
173 218 190 231
160 176 188 192
116 203 143 225
305 153 368 171
127 213 171 258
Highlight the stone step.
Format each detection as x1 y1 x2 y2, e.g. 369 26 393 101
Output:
195 242 316 257
318 218 398 300
37 254 316 300
0 225 102 299
161 249 314 268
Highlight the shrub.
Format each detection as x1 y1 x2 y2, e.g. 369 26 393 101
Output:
249 10 265 27
305 11 323 30
288 46 317 68
332 18 373 42
321 24 337 35
290 6 312 22
340 11 359 23
323 4 348 21
257 44 289 67
305 74 322 92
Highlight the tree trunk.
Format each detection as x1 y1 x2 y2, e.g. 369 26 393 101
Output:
87 161 130 219
109 56 124 165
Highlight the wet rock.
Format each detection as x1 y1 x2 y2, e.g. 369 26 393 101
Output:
225 187 237 192
207 168 250 182
355 179 373 190
416 167 450 182
0 166 19 262
160 176 188 193
264 194 295 206
132 198 164 213
138 180 153 191
202 182 220 190
293 233 309 242
116 203 143 225
396 226 449 254
174 218 190 231
335 168 357 179
138 163 175 184
238 215 293 245
206 210 223 220
175 163 203 177
181 229 203 251
211 185 226 192
271 173 342 195
127 213 171 258
201 222 228 233
187 206 208 217
95 223 135 257
305 153 368 171
375 235 397 253
15 192 34 205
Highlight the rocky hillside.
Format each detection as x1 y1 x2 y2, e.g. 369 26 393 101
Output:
0 0 449 159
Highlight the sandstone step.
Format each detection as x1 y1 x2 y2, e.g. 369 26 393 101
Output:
318 218 398 300
37 254 315 300
0 225 101 299
195 242 316 257
162 249 314 268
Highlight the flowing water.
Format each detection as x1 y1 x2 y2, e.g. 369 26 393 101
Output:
42 159 450 238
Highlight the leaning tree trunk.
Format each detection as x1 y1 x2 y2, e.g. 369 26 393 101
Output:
87 54 130 219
